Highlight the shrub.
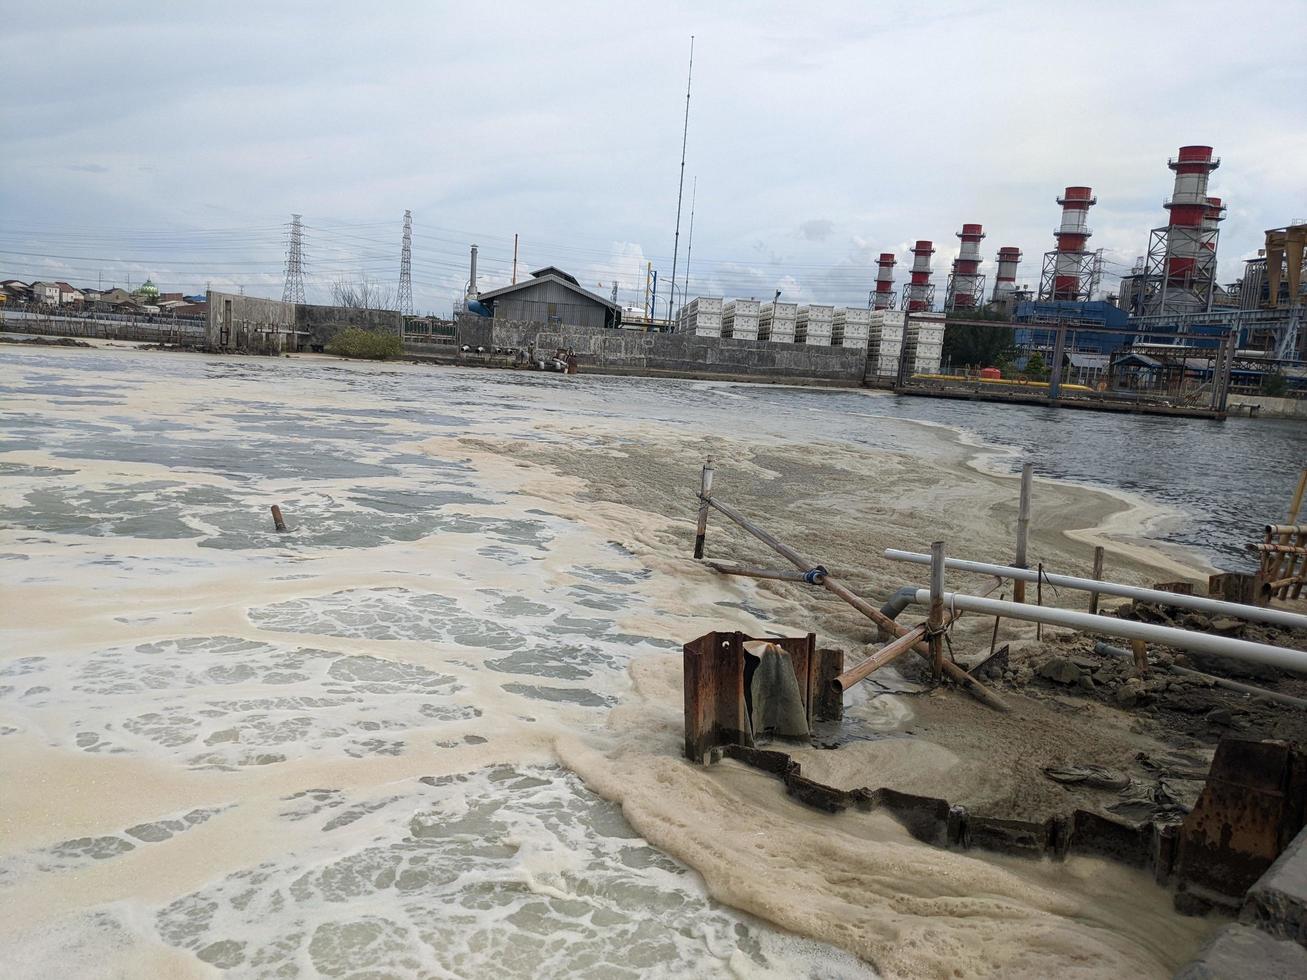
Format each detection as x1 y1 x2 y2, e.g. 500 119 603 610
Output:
325 327 403 360
1262 369 1289 398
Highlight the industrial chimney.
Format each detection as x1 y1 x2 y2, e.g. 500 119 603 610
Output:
901 241 936 312
873 252 897 309
468 244 479 299
945 223 986 311
1038 186 1099 302
992 246 1022 303
1140 146 1223 315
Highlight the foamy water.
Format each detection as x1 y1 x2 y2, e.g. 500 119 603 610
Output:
0 345 1213 978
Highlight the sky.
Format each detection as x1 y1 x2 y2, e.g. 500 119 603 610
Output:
2 1 1304 316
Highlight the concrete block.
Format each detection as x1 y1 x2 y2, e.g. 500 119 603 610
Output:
1243 825 1307 945
1174 923 1307 980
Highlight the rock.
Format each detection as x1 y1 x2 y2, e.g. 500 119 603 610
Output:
1208 617 1245 635
1116 678 1146 708
1207 707 1234 727
1039 657 1084 685
1144 678 1170 694
1077 674 1096 692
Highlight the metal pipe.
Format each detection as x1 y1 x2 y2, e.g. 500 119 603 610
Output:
1094 641 1307 710
929 541 945 680
884 549 1307 631
880 585 918 621
909 590 1307 673
706 562 808 583
1013 462 1033 603
693 458 714 559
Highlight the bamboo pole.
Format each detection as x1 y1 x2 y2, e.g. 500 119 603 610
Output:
1131 638 1149 677
1269 467 1307 591
693 458 715 559
928 541 945 682
706 561 809 583
1089 545 1105 615
1012 462 1033 603
832 627 924 693
703 495 1008 711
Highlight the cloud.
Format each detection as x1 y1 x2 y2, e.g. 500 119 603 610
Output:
798 219 835 242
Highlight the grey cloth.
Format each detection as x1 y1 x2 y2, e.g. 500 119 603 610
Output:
745 642 811 740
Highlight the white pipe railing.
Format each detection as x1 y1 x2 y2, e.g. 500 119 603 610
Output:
885 549 1307 632
907 590 1307 673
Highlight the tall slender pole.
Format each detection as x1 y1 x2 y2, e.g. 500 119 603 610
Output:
693 458 715 559
512 233 519 284
1089 545 1105 615
1013 462 1033 603
685 176 697 301
929 540 946 681
667 35 694 323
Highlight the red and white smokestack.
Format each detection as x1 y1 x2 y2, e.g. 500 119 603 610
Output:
1202 195 1226 253
1164 145 1220 283
950 223 985 308
993 246 1022 301
905 240 935 312
1053 186 1095 300
874 252 897 309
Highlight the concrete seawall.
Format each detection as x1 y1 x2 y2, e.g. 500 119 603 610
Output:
451 316 871 387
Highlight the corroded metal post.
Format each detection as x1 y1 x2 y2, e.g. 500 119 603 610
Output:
270 505 288 533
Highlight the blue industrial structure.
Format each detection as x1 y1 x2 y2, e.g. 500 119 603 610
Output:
1013 300 1131 354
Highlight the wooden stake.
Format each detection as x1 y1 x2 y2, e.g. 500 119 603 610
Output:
1132 638 1148 677
1013 462 1033 603
1089 545 1105 615
928 541 945 682
693 458 715 559
270 505 288 533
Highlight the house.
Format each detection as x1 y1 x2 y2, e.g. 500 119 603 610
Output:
30 281 62 305
93 287 134 308
1 280 32 303
474 266 621 329
55 282 84 305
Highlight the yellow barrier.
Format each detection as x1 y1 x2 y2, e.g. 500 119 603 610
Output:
911 374 1093 393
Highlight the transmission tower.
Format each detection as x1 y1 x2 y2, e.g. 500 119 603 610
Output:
398 210 414 315
282 214 306 304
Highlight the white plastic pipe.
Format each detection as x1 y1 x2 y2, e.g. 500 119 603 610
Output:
885 549 1307 632
908 590 1307 673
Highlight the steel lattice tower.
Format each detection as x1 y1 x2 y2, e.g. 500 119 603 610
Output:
282 214 306 305
398 210 414 315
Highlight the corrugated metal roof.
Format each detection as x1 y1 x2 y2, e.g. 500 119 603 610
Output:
477 271 618 311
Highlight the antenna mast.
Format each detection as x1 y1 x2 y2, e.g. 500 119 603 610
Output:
666 35 694 323
684 176 697 301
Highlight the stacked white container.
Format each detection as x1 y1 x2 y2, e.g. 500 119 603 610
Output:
721 298 760 340
795 304 835 345
904 311 945 375
678 296 724 337
867 309 906 378
832 307 871 349
758 301 798 343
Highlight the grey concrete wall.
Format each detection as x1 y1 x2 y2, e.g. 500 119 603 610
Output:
296 304 402 350
455 316 868 385
206 291 296 353
1228 394 1307 419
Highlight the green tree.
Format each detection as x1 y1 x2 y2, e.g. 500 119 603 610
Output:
1262 369 1289 397
941 322 1016 370
1024 352 1048 380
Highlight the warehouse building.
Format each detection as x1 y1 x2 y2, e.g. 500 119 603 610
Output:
476 266 621 329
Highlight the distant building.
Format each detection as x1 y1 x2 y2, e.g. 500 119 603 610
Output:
30 281 61 305
55 282 83 305
0 280 32 302
475 266 621 329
